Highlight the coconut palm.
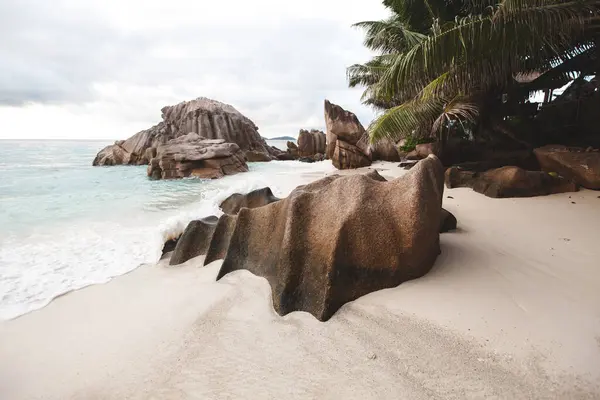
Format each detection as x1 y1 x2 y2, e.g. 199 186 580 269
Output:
349 0 600 146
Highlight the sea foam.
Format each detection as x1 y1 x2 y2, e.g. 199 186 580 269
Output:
0 142 335 320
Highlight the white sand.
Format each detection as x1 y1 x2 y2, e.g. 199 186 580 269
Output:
1 162 600 399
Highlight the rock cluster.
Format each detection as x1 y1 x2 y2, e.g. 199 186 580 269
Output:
324 100 372 169
534 145 600 190
170 156 451 321
297 129 326 158
445 166 578 198
94 97 277 166
147 133 248 180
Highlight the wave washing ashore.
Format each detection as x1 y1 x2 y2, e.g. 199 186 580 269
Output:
0 139 320 320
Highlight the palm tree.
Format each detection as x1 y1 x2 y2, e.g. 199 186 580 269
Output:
349 0 600 147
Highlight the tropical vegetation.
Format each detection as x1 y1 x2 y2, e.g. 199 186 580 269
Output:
348 0 600 149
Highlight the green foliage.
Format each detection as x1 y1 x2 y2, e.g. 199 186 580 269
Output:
349 0 600 145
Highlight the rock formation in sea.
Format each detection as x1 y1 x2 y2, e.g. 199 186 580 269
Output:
297 129 326 157
93 97 278 166
534 145 600 190
147 133 248 180
324 100 372 169
196 156 444 321
445 165 579 198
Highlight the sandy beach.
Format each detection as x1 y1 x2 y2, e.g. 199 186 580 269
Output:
1 162 599 399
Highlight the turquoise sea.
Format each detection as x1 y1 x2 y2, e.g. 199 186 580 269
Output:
0 139 328 320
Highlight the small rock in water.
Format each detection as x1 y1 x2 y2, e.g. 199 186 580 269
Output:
571 201 576 204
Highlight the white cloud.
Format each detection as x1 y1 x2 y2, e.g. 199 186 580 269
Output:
0 0 388 139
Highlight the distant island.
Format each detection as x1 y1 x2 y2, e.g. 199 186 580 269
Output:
268 136 296 141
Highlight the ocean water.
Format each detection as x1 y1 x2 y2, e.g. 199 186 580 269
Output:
0 139 331 320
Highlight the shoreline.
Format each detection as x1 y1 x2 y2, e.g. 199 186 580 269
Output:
1 162 600 398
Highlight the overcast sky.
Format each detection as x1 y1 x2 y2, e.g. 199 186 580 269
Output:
0 0 388 140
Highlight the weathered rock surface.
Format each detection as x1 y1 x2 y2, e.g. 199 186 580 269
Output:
284 141 299 159
169 216 219 265
445 166 579 198
220 187 280 215
534 145 600 190
93 123 171 166
94 97 276 166
332 138 372 169
324 100 372 169
415 142 441 159
203 156 444 321
147 133 248 180
297 129 326 157
370 138 400 162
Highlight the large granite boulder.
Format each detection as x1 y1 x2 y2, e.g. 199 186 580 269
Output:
332 139 372 169
147 133 248 180
203 156 444 321
93 123 171 166
94 97 276 166
297 129 326 157
324 100 372 169
445 166 579 198
370 138 401 162
220 187 280 215
169 216 219 265
415 142 441 159
534 145 600 190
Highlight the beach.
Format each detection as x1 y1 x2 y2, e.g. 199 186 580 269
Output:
1 161 599 399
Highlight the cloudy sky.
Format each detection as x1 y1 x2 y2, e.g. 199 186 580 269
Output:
0 0 389 140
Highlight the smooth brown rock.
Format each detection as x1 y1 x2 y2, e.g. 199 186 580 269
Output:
324 100 372 169
204 214 238 266
371 139 400 162
445 166 579 198
415 142 441 159
405 150 421 161
324 100 366 145
445 167 477 189
286 141 299 159
93 123 170 166
147 133 248 180
220 187 280 215
332 139 372 169
169 216 219 265
245 150 272 162
297 129 326 157
534 145 600 189
205 156 445 321
94 97 276 166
